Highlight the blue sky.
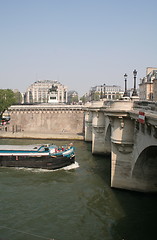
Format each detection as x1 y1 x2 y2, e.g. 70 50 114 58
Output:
0 0 157 96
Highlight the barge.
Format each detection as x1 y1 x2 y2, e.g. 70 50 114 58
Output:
0 144 75 170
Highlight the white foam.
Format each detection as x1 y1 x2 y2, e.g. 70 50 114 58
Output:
62 161 79 170
14 161 79 173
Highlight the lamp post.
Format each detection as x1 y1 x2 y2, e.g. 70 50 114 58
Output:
100 85 103 99
91 90 94 101
132 69 138 96
123 73 128 97
103 84 106 98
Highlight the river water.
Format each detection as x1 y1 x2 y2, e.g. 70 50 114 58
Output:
0 138 157 240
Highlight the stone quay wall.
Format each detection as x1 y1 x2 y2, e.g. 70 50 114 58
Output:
1 104 84 140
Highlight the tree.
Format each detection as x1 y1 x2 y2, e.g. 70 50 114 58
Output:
0 89 16 119
80 94 89 104
71 95 78 104
67 91 79 104
14 91 22 104
94 92 100 101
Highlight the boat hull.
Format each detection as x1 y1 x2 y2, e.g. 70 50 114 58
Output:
0 155 75 170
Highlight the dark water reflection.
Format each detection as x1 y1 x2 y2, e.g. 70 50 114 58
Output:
0 139 157 240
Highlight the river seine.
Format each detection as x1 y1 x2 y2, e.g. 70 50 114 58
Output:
0 138 157 240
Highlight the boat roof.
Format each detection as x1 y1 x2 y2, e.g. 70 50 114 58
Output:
0 144 47 151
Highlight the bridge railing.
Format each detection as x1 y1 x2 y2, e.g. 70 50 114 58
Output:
133 101 157 112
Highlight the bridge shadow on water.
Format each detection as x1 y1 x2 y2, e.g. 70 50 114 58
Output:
111 188 157 240
110 147 157 239
106 144 157 238
90 149 157 240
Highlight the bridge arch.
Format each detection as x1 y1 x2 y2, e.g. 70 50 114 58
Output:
132 146 157 191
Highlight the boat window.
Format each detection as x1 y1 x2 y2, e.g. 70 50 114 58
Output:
38 146 46 152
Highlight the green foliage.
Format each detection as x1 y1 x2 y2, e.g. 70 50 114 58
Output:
14 91 22 104
80 95 88 103
71 95 78 103
0 89 16 118
94 92 100 101
68 94 79 104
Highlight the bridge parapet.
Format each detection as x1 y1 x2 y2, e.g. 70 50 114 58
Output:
133 100 157 112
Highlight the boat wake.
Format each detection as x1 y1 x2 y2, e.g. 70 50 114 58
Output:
14 161 79 172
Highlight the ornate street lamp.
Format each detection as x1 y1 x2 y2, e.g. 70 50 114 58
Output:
91 90 94 101
103 84 106 98
123 73 128 97
100 85 103 99
132 69 138 96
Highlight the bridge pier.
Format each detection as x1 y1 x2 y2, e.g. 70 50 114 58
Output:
84 111 93 142
92 111 111 154
110 116 135 191
92 111 105 154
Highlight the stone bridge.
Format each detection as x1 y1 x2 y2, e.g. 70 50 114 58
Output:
84 100 157 192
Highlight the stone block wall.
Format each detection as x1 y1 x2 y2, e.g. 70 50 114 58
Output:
8 105 84 135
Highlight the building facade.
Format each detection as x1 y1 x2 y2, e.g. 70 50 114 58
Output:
90 84 124 100
24 80 68 104
139 67 157 101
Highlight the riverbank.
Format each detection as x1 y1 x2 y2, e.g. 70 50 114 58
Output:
0 131 84 140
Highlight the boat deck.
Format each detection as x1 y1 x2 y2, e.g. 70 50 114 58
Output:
0 144 42 151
